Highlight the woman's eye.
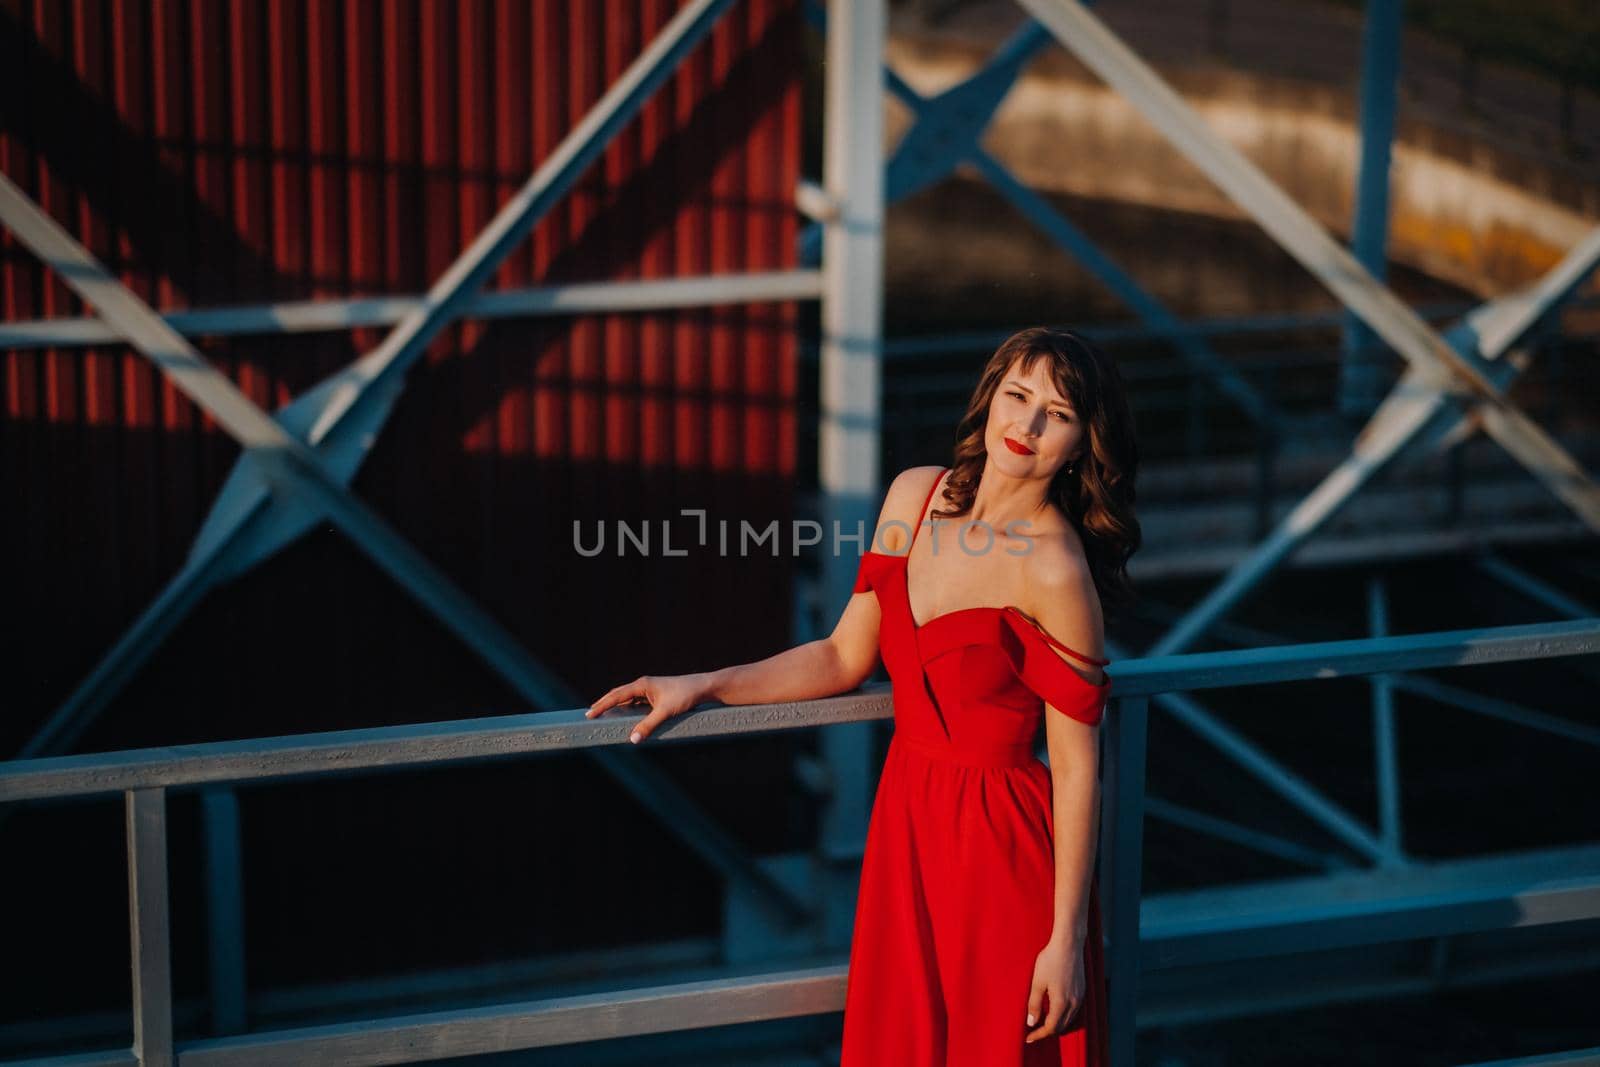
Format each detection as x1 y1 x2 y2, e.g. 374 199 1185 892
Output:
1007 391 1025 400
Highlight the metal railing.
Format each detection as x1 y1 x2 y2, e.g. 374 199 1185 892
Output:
3 616 1598 1067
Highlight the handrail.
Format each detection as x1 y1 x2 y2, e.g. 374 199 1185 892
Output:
12 617 1600 1067
3 618 1596 805
4 615 1598 1067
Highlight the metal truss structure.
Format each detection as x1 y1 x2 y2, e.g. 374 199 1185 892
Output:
4 0 1600 1065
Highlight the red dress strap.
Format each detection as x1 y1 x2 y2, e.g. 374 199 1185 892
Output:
908 467 947 550
853 468 947 594
998 607 1112 726
1002 606 1111 666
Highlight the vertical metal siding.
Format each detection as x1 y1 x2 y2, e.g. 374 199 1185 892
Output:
1 0 804 1023
3 0 803 730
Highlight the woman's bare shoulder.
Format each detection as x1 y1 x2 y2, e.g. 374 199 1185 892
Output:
1018 533 1085 584
872 466 946 553
888 465 946 500
1016 530 1104 640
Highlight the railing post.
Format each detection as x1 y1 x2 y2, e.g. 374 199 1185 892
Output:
202 786 248 1033
1366 577 1406 864
126 787 174 1067
1101 695 1148 1067
816 0 886 881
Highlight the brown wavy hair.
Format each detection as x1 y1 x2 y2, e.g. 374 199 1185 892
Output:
930 326 1142 625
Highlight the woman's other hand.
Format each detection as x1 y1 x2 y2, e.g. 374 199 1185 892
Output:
585 672 714 744
1024 933 1086 1044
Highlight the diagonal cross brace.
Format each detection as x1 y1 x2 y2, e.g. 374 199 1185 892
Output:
1017 0 1600 531
1157 229 1600 658
882 21 1053 205
11 0 733 689
21 0 744 741
798 0 1596 866
886 40 1274 427
193 0 743 578
802 7 1273 429
0 173 812 931
1 0 815 929
1118 234 1600 864
996 0 1600 862
0 174 811 929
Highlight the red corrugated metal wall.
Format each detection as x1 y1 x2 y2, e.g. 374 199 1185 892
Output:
1 0 805 1029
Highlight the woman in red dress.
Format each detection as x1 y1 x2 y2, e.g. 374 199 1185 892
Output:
588 327 1141 1066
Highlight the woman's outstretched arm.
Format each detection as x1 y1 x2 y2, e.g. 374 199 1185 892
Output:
586 466 940 743
584 586 881 742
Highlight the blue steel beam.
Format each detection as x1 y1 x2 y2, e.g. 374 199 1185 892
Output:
0 271 824 350
6 617 1596 803
202 788 247 1036
9 0 738 700
1391 673 1600 749
796 7 1047 261
1453 1046 1600 1067
1 620 1595 1067
1133 578 1599 873
799 7 1274 431
1474 549 1598 620
1139 841 1600 969
815 0 887 877
1153 229 1600 659
869 300 1485 359
882 23 1052 204
197 0 742 582
0 0 815 932
1366 576 1405 864
19 521 253 756
127 788 175 1067
1340 0 1405 417
1017 0 1600 531
1143 795 1350 872
1101 695 1148 1067
9 840 1600 1067
968 148 1275 429
1107 633 1393 864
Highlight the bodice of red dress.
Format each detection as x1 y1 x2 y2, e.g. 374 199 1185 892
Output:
852 547 1113 763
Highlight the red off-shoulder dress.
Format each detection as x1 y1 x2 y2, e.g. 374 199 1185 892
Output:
838 468 1111 1067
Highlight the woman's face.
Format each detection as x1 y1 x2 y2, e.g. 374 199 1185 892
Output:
984 354 1086 480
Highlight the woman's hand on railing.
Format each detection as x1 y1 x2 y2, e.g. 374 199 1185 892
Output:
585 673 715 744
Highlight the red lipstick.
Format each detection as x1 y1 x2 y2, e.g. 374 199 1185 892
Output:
1003 437 1034 456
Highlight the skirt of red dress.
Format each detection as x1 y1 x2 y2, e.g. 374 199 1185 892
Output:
839 734 1109 1066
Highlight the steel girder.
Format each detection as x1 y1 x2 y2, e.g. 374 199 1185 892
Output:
0 0 813 934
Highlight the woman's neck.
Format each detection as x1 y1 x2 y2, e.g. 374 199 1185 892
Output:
966 461 1055 536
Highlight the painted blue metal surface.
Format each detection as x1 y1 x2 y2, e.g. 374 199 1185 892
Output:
1101 694 1148 1067
202 788 247 1036
883 22 1051 204
4 619 1596 803
1142 795 1349 872
1341 0 1405 416
1366 577 1405 864
0 4 815 940
2 616 1597 1066
801 4 1273 433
